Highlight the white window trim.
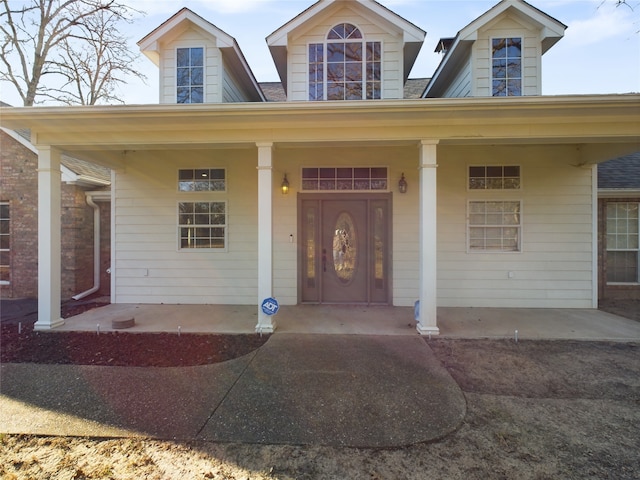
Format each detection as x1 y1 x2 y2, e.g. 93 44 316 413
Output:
467 164 522 192
307 28 384 101
490 36 523 97
299 165 390 192
466 199 523 254
605 201 640 284
175 45 206 104
177 168 227 193
177 199 228 252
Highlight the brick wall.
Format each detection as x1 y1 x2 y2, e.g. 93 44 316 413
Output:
0 131 39 298
61 184 95 298
0 131 111 300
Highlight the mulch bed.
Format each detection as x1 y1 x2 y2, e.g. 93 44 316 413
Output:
3 297 637 368
1 300 269 367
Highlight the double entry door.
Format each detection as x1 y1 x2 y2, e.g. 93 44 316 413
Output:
299 194 391 304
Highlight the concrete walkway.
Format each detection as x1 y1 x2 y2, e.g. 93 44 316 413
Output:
0 334 465 447
2 300 638 446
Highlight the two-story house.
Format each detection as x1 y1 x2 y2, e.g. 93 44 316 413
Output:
0 0 637 333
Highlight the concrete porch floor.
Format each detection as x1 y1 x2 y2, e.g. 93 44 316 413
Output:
53 303 640 341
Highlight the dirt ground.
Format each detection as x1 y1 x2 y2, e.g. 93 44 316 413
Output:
0 300 638 479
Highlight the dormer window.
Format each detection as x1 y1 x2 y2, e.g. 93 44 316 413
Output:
492 38 522 96
177 47 204 103
309 23 381 101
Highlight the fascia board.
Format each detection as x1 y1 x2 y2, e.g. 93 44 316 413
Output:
0 94 636 116
60 163 110 186
138 9 190 50
423 37 474 97
61 164 77 183
2 95 638 134
266 0 330 47
0 127 37 154
138 9 236 52
68 176 111 187
220 46 267 102
267 45 288 92
598 189 640 198
458 0 565 43
267 0 425 45
1 126 112 185
61 166 110 187
86 190 112 202
366 0 426 43
140 43 160 66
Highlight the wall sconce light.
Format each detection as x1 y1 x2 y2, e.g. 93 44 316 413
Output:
398 173 408 194
281 173 290 195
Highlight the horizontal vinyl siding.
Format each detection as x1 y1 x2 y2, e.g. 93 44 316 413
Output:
442 59 472 98
113 149 258 304
437 145 594 308
222 58 253 103
381 40 403 100
110 143 596 309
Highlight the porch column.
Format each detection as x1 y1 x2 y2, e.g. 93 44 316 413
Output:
417 140 440 335
255 142 276 333
34 146 64 330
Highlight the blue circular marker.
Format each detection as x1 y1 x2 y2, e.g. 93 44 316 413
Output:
261 297 279 316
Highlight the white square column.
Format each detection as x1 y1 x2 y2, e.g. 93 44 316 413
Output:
255 142 276 333
34 146 64 330
417 140 440 335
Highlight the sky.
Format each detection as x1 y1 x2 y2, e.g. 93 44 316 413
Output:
1 0 639 105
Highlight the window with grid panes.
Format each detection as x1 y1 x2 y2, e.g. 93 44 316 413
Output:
468 200 521 252
606 202 639 283
469 165 520 190
178 202 226 249
492 37 522 96
177 47 204 103
178 169 225 192
0 202 9 282
301 167 387 191
308 23 381 101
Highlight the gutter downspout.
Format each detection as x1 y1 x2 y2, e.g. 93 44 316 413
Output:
72 190 110 300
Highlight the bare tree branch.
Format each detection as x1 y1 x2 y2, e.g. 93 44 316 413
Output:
0 0 144 106
52 7 146 105
600 0 636 10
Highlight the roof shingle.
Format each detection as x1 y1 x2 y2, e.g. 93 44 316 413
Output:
598 152 640 189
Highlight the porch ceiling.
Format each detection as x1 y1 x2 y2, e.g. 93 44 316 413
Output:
1 94 638 168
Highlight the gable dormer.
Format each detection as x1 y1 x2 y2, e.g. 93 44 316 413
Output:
266 0 425 101
424 0 566 98
138 8 264 104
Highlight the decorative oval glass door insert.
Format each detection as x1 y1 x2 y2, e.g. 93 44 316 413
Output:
333 212 357 283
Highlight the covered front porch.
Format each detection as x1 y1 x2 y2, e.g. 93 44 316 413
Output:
1 95 638 337
52 303 640 341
